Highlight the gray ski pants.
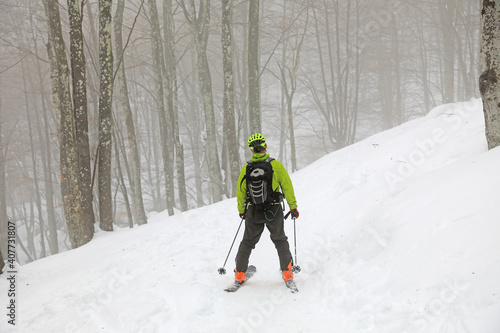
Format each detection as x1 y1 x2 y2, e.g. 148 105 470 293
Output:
235 204 292 272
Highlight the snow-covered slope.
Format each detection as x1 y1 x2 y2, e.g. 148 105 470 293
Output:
2 99 499 332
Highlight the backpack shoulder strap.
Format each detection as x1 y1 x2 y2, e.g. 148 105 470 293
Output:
239 162 251 187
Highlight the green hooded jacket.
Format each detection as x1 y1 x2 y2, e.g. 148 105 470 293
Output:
236 153 298 214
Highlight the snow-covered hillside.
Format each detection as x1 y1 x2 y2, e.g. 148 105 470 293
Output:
1 99 499 332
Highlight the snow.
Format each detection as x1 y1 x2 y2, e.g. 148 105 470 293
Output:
2 99 500 332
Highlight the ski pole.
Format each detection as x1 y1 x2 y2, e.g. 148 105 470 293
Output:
292 217 301 273
218 204 248 275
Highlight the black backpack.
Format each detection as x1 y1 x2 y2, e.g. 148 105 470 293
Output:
243 157 280 210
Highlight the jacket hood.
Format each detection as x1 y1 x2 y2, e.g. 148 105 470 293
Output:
250 153 270 162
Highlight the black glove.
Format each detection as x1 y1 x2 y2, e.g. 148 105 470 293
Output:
290 209 299 219
239 213 245 219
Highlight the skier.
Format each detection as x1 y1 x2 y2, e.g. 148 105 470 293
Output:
233 133 299 285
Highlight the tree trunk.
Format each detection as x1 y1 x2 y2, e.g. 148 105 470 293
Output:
67 0 96 235
42 0 89 248
35 61 59 255
236 3 250 145
98 0 114 231
248 0 261 134
183 71 205 207
439 1 456 104
377 40 393 129
143 100 163 211
222 0 240 195
114 0 148 225
277 2 308 172
22 63 47 258
147 0 175 215
197 48 223 203
480 0 500 149
28 0 59 255
180 0 223 203
164 0 188 211
0 249 4 274
113 130 134 228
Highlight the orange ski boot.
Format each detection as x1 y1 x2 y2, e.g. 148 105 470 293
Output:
235 270 246 284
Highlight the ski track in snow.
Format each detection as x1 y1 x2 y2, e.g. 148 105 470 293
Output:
1 99 500 332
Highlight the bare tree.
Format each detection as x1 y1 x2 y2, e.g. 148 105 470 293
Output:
98 0 114 231
22 62 47 258
67 0 96 234
222 0 240 194
147 0 176 215
27 0 60 255
180 66 205 207
275 2 309 172
248 0 261 134
42 0 90 248
438 1 457 104
308 0 360 150
179 0 223 203
164 0 188 211
114 0 148 225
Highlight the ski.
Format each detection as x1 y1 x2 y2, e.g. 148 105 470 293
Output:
285 279 299 293
224 265 257 292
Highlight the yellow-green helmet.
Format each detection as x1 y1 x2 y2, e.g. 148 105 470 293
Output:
248 133 266 151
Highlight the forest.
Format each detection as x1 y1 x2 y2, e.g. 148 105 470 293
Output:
0 0 480 264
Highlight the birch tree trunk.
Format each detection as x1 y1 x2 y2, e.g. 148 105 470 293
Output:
42 0 89 248
114 0 148 225
222 0 240 195
480 0 500 149
67 0 96 235
248 0 261 134
98 0 114 231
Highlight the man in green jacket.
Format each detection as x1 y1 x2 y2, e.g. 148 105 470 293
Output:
234 133 299 284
